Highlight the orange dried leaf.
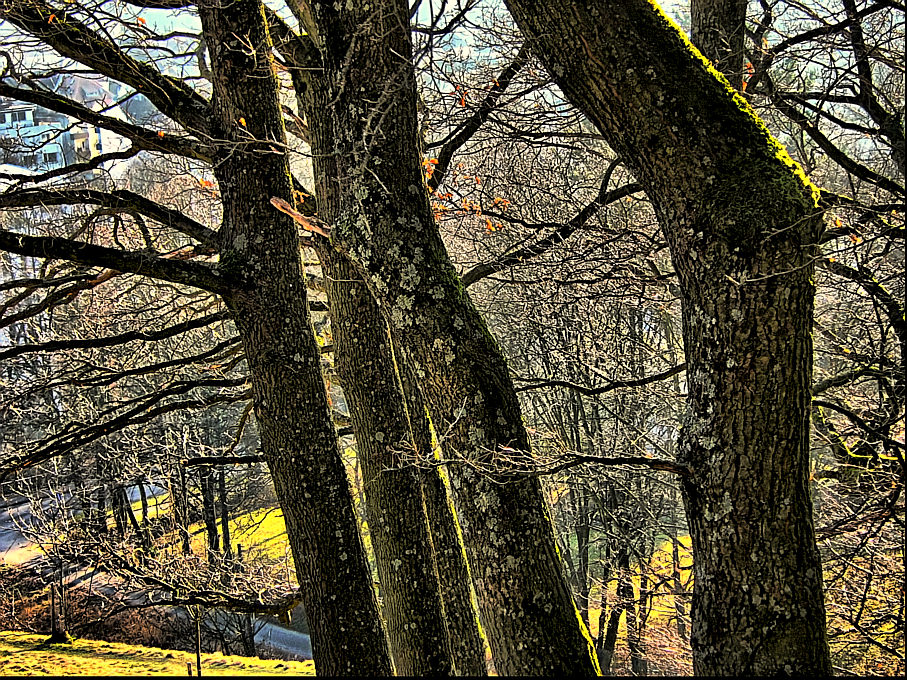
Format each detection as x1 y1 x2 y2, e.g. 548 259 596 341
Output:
157 130 166 138
238 117 247 127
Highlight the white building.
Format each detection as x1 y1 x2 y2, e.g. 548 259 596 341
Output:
0 74 135 176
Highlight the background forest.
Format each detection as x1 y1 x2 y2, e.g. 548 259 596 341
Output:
0 0 903 676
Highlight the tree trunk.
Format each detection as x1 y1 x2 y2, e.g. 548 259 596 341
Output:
398 355 489 676
196 1 391 674
176 454 191 555
504 0 831 674
288 51 454 674
318 243 454 677
199 468 220 555
218 467 231 558
597 606 622 676
691 0 748 88
669 505 688 642
304 0 599 673
617 552 646 676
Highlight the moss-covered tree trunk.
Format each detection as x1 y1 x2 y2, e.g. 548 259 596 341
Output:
505 0 831 674
196 1 391 674
301 0 599 674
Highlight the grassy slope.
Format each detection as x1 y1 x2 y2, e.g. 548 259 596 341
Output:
0 631 315 676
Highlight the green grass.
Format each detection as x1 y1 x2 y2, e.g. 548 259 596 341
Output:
188 506 290 563
0 631 315 676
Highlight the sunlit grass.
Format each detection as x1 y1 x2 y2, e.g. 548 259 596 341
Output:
0 631 314 676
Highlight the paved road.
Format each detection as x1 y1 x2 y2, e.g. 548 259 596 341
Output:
254 621 313 660
0 498 40 566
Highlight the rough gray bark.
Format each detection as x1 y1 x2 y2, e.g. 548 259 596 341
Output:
504 0 832 674
300 0 600 673
196 1 391 674
398 356 489 676
317 247 453 676
691 0 748 87
285 42 454 673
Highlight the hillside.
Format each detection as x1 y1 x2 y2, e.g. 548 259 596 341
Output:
0 632 315 676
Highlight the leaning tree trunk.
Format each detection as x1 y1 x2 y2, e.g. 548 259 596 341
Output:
302 0 599 673
196 1 391 674
504 0 831 675
290 57 454 674
318 248 454 676
399 358 489 677
279 17 486 669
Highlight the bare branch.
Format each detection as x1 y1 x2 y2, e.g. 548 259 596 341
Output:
0 188 218 246
0 81 212 162
428 45 530 192
0 310 230 361
0 228 226 293
514 363 686 396
0 0 211 137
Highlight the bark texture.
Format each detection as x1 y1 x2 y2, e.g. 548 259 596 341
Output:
292 49 455 674
504 0 832 675
319 248 453 676
197 1 391 674
691 0 748 87
399 358 489 676
303 0 599 673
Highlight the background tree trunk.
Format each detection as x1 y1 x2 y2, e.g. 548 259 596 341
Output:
691 0 748 88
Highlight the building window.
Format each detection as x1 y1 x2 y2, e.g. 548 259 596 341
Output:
43 152 60 164
11 111 28 122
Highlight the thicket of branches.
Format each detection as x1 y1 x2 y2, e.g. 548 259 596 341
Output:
0 0 903 676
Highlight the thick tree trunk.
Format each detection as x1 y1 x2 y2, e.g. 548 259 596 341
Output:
303 0 598 673
398 357 489 676
504 0 831 674
691 0 748 88
294 58 454 674
617 552 646 677
318 245 454 677
196 1 391 674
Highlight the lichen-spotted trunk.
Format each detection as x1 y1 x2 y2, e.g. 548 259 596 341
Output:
504 0 832 674
303 0 600 673
197 0 391 674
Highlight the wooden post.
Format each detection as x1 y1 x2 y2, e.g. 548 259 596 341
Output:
195 607 203 677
